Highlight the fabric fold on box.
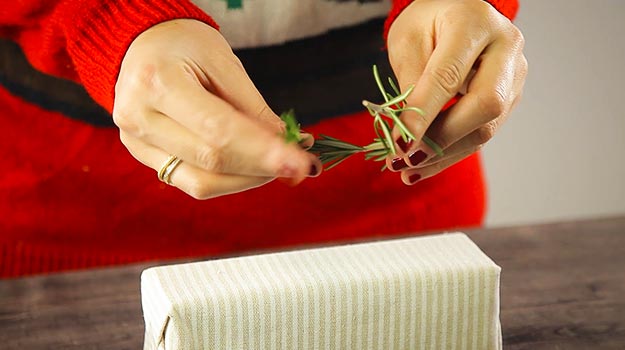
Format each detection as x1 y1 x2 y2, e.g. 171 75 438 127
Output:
141 233 502 350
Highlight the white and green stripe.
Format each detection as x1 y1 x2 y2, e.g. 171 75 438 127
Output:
141 233 502 349
191 0 391 49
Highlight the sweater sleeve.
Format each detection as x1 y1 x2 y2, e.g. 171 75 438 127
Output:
384 0 519 40
0 0 218 112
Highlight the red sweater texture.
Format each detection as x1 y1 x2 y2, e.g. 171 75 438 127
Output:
0 0 518 278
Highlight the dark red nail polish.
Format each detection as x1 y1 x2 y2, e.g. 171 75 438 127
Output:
391 157 408 171
309 164 318 176
408 173 422 184
396 137 413 153
408 150 427 166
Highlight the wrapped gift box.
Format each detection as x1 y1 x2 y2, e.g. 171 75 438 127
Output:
141 233 502 349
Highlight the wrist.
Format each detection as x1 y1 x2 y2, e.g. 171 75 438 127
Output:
65 0 219 112
383 0 519 42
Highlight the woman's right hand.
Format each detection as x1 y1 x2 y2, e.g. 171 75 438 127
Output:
113 19 320 199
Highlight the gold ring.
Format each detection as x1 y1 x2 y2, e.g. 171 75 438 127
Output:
157 155 182 185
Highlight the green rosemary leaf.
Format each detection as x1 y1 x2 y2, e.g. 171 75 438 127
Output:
364 150 388 161
397 106 426 116
280 109 302 144
392 114 417 141
281 64 443 172
376 117 396 155
380 85 415 109
364 148 387 157
363 140 387 151
317 150 360 157
372 116 387 148
312 139 363 151
316 134 342 142
386 79 405 109
372 65 389 103
423 135 445 157
388 76 401 96
323 156 353 170
374 154 388 162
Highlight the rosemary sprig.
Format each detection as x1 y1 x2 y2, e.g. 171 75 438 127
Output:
280 109 302 144
281 65 444 171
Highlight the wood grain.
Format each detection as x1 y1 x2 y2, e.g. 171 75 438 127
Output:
1 217 624 349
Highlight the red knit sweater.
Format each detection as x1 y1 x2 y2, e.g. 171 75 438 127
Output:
0 0 518 278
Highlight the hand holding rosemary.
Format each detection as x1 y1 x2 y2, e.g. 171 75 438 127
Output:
281 65 443 171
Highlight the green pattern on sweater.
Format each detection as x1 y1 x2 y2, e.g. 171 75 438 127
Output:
221 0 243 9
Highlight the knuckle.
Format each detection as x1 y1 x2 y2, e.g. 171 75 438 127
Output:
118 131 131 148
186 179 214 200
478 91 506 119
123 62 169 101
429 60 464 95
201 110 234 147
195 145 225 172
509 26 525 47
470 0 494 13
475 121 498 145
112 107 142 136
520 55 529 76
134 63 163 90
389 33 414 59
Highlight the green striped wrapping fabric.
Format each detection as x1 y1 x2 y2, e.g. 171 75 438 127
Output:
141 233 502 349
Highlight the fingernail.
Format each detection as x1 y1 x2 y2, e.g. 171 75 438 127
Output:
391 157 408 171
396 137 413 153
308 163 319 177
408 173 422 184
408 150 427 166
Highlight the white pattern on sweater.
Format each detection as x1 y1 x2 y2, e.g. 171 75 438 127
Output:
191 0 390 48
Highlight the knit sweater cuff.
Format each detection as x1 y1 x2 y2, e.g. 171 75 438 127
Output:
65 0 218 112
383 0 519 41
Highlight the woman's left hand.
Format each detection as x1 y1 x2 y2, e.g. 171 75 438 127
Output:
385 0 527 185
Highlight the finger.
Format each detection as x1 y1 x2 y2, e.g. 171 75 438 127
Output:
393 24 490 152
396 45 522 171
119 132 274 199
121 111 322 179
416 128 489 169
387 27 433 156
153 72 319 180
389 91 516 173
427 41 520 149
415 53 525 170
387 139 435 172
299 132 314 150
387 96 501 173
400 149 476 186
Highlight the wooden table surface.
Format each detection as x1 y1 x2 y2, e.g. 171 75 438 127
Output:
1 217 624 349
